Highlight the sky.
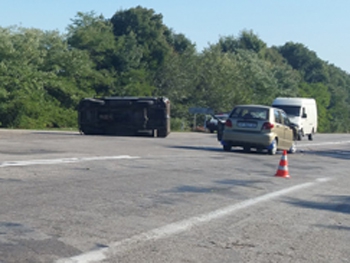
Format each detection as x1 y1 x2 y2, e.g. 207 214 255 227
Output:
1 0 350 73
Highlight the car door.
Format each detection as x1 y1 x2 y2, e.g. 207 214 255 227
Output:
280 110 294 147
273 109 286 148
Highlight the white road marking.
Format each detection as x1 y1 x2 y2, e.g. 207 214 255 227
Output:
56 177 332 263
0 156 139 168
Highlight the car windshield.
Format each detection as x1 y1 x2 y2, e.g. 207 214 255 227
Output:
230 107 268 120
273 105 301 117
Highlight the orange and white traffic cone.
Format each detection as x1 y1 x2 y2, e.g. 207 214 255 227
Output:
275 150 290 178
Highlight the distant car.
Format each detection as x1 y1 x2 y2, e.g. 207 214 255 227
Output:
221 105 297 155
205 114 229 133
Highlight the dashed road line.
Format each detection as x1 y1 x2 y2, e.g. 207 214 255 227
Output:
0 156 140 168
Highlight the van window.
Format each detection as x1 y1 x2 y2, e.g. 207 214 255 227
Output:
272 105 301 117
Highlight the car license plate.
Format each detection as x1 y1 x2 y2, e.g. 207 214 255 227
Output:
237 122 257 128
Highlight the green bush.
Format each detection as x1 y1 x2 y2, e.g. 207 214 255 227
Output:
171 118 190 131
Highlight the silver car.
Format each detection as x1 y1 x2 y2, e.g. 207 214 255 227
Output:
221 105 297 155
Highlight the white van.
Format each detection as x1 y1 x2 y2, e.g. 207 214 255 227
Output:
272 97 317 141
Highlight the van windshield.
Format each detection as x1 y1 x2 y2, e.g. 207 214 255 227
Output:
273 105 301 117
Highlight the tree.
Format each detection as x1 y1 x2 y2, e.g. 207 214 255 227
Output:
238 30 266 53
110 6 172 71
0 26 95 128
271 64 300 97
165 31 196 55
234 49 279 105
68 12 116 69
67 11 119 96
153 48 199 121
214 30 266 54
278 42 328 83
1 6 350 132
194 48 244 112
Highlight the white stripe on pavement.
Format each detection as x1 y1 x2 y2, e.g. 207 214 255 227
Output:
56 177 332 263
0 155 139 168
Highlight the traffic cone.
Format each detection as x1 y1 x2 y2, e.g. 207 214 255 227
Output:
275 150 290 178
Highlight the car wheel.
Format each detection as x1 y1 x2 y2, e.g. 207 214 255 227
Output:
80 126 95 135
157 129 168 138
308 133 313 141
268 139 278 155
217 123 224 141
217 130 223 141
297 130 302 141
288 141 297 154
223 144 232 152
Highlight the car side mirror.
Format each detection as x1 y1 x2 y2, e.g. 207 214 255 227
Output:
302 113 307 118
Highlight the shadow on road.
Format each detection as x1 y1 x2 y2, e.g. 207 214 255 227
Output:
284 195 350 214
300 149 350 160
168 145 223 152
315 224 350 231
166 179 267 194
169 145 273 155
31 131 155 137
214 179 267 186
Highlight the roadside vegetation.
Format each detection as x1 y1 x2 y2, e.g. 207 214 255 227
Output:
0 6 349 132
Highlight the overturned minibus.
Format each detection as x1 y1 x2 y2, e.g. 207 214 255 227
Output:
78 97 170 137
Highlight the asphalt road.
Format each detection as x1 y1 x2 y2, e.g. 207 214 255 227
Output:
0 129 349 263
